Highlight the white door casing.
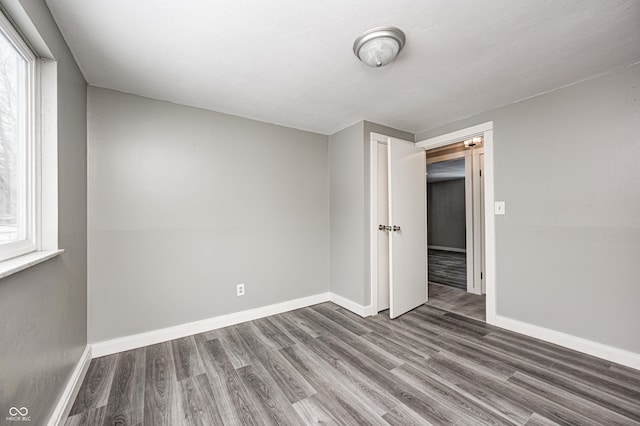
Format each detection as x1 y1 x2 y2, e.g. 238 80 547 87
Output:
377 143 390 311
416 122 496 324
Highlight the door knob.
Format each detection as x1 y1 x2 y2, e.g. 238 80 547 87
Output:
392 225 401 232
378 225 392 231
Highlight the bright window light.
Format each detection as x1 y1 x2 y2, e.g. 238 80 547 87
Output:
0 13 37 261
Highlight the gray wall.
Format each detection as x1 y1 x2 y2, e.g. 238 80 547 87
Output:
87 87 329 343
329 122 366 304
427 179 466 249
0 0 87 424
417 63 640 354
329 121 413 306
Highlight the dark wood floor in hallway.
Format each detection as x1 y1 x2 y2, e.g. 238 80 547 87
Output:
66 303 640 425
428 249 467 290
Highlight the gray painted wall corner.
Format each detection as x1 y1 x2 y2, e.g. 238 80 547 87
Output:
329 121 366 304
0 0 87 424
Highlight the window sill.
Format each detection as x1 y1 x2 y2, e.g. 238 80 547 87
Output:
0 249 65 280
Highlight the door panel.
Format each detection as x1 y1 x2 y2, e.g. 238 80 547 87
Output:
472 150 485 295
388 137 427 319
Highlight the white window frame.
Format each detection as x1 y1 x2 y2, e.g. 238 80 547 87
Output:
0 10 38 262
0 7 62 278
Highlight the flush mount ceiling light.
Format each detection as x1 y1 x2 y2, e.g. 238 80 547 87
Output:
353 26 406 68
464 137 483 148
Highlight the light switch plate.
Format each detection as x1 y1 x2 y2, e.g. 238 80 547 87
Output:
494 201 506 215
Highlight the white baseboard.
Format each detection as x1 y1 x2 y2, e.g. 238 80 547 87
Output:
494 315 640 371
428 245 466 253
363 305 376 317
329 293 373 317
91 292 331 357
48 345 92 426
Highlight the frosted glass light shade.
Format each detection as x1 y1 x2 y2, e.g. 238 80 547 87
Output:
358 37 400 67
353 26 406 68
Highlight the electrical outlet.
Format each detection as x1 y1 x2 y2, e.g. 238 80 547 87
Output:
236 283 245 296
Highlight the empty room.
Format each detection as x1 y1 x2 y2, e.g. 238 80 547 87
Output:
0 1 639 425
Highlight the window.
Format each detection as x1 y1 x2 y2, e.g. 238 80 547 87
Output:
0 13 37 262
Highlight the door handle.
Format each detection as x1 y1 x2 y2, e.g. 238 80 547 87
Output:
378 225 392 231
392 225 401 232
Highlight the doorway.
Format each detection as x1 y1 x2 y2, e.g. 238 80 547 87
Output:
369 122 497 325
416 122 497 325
425 142 485 321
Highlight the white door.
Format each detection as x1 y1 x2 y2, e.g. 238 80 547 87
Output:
472 150 486 295
377 143 390 311
388 137 427 319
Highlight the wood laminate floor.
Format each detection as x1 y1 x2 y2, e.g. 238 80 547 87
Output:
427 282 486 321
428 249 467 290
66 303 640 425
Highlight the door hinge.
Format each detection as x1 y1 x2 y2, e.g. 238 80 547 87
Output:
480 169 482 177
481 272 483 279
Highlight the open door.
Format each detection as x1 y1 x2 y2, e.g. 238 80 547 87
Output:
388 137 427 318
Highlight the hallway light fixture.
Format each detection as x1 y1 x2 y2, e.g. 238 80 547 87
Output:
353 26 406 68
464 137 483 148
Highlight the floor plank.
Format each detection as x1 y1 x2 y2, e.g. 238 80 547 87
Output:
170 336 205 381
178 374 224 426
392 362 516 425
65 406 106 426
68 355 117 416
282 344 387 424
102 349 146 426
235 322 316 404
525 413 563 426
292 393 344 425
283 340 397 416
198 338 264 425
318 335 465 424
382 404 431 426
238 364 305 425
144 342 186 425
508 371 636 426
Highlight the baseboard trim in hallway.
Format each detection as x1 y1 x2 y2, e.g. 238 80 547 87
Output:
495 314 640 371
91 293 330 357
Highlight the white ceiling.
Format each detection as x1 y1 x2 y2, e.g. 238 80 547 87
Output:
45 0 640 135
